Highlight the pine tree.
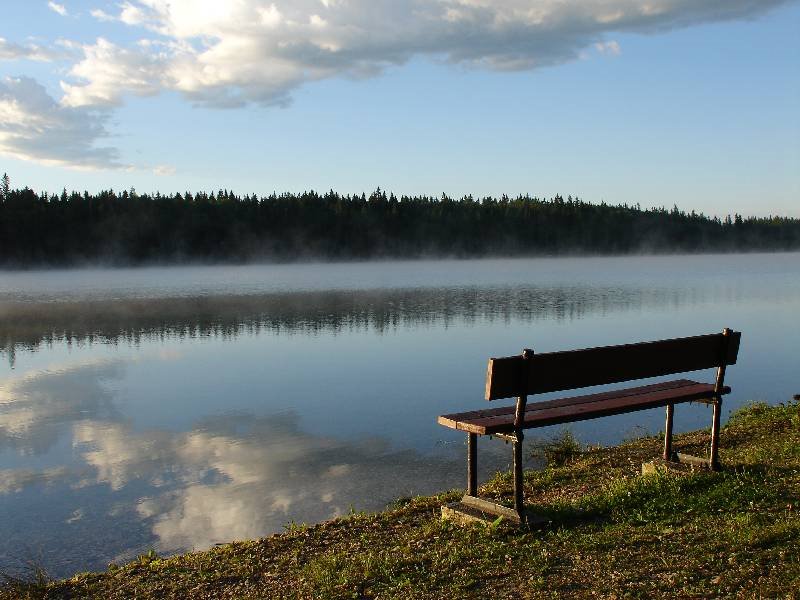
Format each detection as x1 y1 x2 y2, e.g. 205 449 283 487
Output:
1 173 9 200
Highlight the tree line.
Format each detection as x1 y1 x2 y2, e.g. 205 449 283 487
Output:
1 178 798 267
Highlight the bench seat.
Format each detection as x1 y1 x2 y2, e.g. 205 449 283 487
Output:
438 378 730 435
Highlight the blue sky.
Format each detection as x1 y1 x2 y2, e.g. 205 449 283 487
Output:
1 0 798 218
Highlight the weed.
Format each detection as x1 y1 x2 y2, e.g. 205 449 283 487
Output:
529 429 584 467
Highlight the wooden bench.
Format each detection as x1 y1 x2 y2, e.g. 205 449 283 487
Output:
437 328 741 525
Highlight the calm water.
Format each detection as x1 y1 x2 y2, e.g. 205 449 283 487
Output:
1 254 798 577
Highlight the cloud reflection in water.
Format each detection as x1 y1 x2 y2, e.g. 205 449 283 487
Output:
74 412 484 553
0 355 507 576
0 359 123 454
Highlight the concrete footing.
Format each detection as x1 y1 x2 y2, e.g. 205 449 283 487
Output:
441 495 546 527
642 453 716 476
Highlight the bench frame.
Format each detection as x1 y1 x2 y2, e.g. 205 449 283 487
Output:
439 328 741 523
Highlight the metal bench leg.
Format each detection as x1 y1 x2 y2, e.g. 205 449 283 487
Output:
467 433 477 496
709 327 731 472
709 398 722 471
513 432 524 516
663 404 674 461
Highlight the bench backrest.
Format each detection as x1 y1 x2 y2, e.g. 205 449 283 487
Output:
485 330 741 401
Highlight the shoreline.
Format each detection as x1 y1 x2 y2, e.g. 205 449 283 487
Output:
4 399 798 598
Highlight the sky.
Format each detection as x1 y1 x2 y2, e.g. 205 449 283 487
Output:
0 0 798 218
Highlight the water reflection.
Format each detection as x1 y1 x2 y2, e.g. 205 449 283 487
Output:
0 356 510 577
73 413 479 553
1 255 798 578
0 359 122 454
0 466 69 494
1 284 737 365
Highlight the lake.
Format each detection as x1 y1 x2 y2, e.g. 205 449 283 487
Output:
1 253 798 577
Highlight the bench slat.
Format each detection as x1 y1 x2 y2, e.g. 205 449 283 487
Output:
439 380 728 435
440 379 700 427
486 331 741 400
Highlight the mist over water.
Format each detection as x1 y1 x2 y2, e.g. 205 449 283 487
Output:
0 253 798 577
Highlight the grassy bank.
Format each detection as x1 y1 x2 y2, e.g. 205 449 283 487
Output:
5 400 799 599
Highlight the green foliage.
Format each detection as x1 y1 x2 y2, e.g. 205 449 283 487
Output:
1 186 799 266
726 400 775 427
727 397 799 429
577 467 783 526
283 521 309 534
0 560 50 599
529 429 585 467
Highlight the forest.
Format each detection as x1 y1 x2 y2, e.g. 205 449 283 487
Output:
1 178 799 267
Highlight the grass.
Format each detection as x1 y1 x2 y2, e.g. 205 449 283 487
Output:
4 399 799 599
528 429 586 467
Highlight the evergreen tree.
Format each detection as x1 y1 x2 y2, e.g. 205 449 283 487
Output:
0 186 797 266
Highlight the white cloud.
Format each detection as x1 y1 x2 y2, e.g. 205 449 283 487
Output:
595 40 622 55
0 37 56 62
90 9 115 22
0 76 126 170
60 38 166 107
309 14 327 28
1 0 787 171
58 0 787 109
118 1 152 26
47 1 68 17
258 4 282 27
153 164 176 176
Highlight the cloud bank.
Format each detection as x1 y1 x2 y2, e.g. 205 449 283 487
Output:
0 0 789 170
0 77 127 170
62 0 787 109
47 1 69 17
0 37 55 62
